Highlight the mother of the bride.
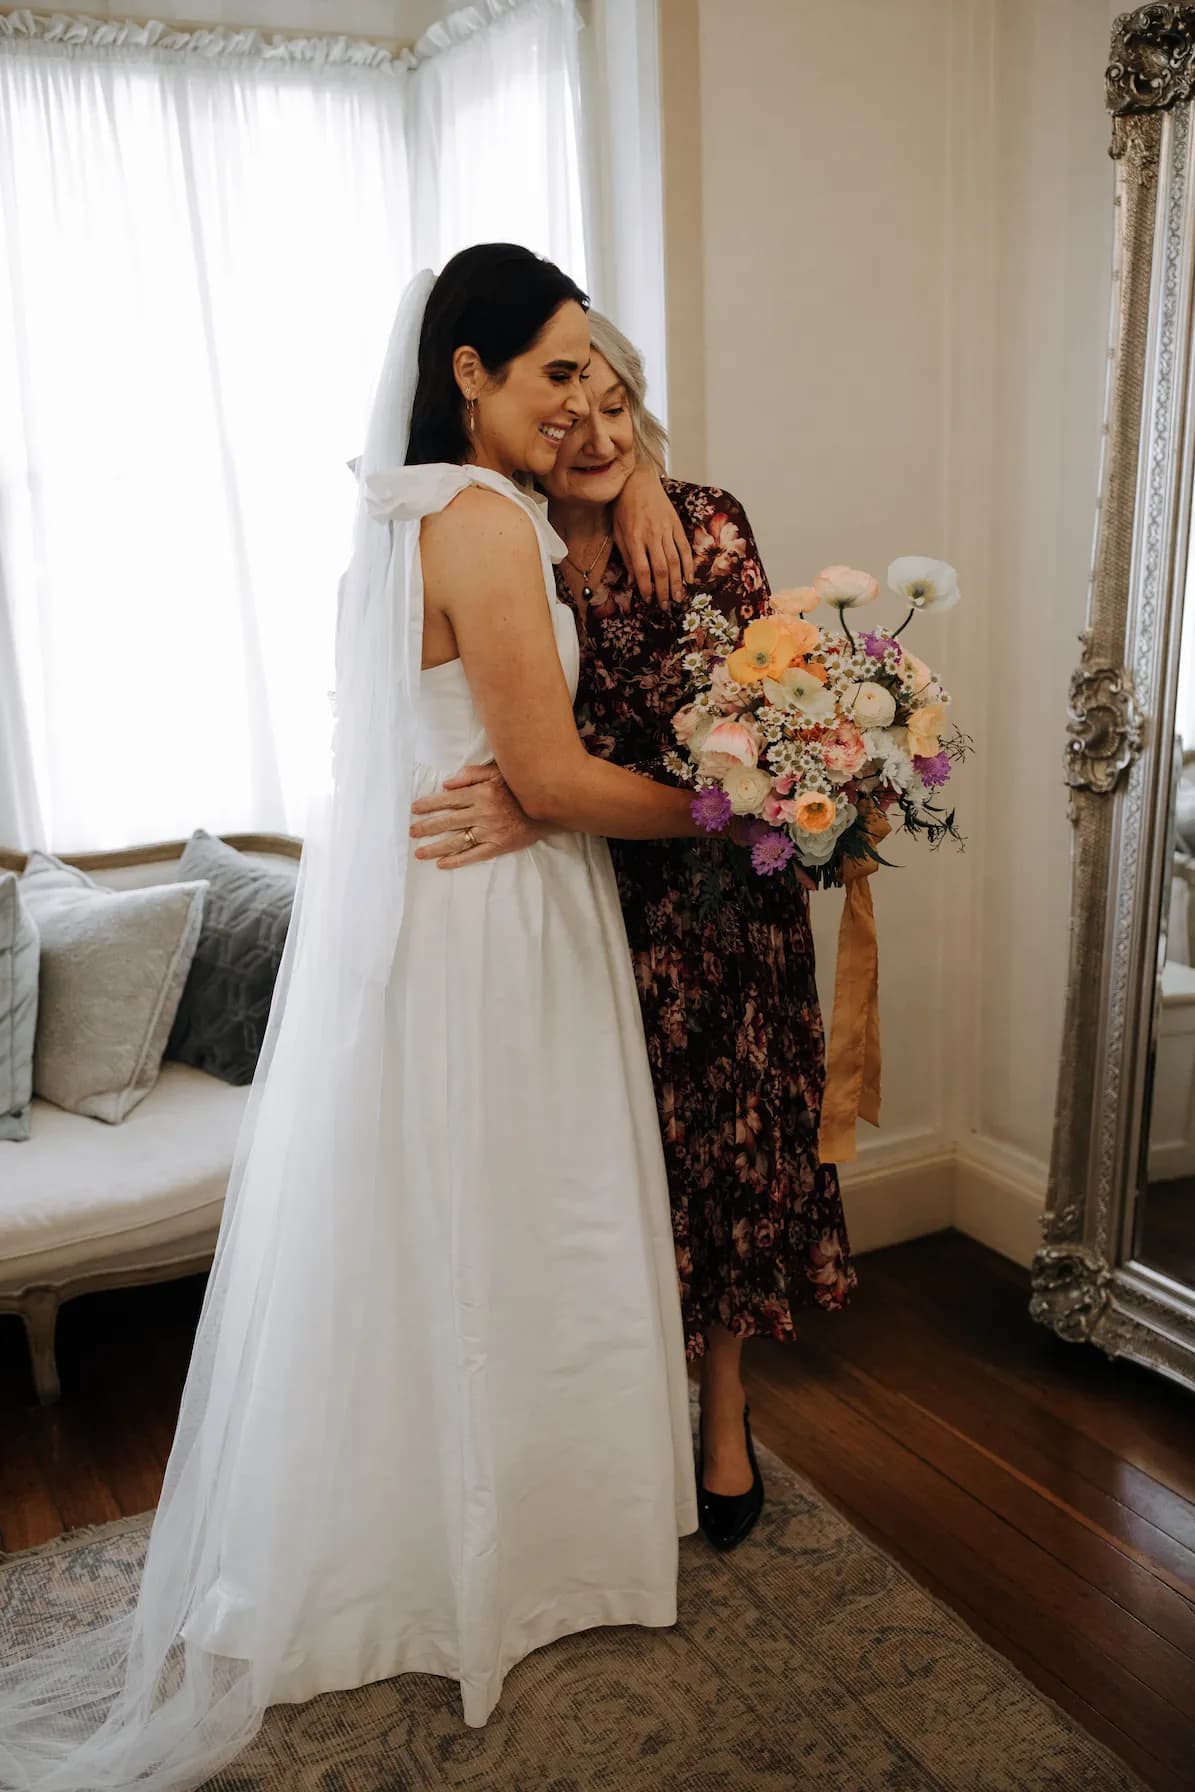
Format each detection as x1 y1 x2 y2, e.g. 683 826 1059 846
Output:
412 315 855 1550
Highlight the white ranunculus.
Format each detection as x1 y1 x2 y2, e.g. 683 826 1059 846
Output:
844 680 897 728
887 556 960 613
721 764 774 816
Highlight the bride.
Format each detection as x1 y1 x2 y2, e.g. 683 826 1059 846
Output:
0 244 702 1790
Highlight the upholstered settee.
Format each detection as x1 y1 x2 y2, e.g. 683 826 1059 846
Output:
0 835 300 1403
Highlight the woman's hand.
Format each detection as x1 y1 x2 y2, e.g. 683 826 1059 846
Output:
410 764 548 869
612 463 694 606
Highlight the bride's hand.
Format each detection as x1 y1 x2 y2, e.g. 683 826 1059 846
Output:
613 463 694 606
410 764 547 868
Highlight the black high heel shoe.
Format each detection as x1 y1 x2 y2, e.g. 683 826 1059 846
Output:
696 1402 764 1551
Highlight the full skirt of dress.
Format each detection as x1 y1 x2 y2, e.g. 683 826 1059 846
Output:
184 758 698 1729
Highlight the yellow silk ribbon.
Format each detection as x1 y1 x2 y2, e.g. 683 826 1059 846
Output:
816 813 887 1165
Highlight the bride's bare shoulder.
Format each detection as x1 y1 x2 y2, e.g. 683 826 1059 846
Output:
421 485 539 581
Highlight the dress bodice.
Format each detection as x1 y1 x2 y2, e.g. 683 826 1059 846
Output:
361 461 575 774
415 600 580 772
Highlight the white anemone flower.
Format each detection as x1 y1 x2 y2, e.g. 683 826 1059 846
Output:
763 666 837 721
888 556 960 613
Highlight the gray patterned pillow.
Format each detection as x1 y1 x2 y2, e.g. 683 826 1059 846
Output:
167 832 296 1086
0 872 39 1141
21 852 207 1124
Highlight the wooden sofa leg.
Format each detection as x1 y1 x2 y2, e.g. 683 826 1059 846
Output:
20 1289 62 1405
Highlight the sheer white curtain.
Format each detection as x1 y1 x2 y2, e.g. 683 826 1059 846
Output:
0 0 588 851
410 0 589 280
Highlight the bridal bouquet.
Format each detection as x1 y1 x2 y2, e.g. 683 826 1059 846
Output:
665 560 968 888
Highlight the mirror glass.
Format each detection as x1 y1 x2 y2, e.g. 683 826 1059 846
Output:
1139 560 1195 1289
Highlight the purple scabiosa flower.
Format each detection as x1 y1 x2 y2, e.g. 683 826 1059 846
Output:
691 786 733 832
914 751 951 789
860 629 900 662
751 829 796 875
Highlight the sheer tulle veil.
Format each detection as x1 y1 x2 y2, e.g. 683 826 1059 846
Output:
0 268 437 1791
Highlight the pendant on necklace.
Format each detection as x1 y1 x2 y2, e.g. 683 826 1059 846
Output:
582 584 593 603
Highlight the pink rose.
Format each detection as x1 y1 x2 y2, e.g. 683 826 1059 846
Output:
709 661 751 713
763 792 797 825
672 703 706 746
702 719 760 768
773 774 795 797
821 721 869 782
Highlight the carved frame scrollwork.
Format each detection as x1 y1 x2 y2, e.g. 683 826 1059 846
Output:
1063 661 1146 797
1034 10 1195 1391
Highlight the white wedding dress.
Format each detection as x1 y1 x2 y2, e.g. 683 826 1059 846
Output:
0 274 695 1791
183 463 698 1727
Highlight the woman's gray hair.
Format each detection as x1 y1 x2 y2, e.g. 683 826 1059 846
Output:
586 311 669 472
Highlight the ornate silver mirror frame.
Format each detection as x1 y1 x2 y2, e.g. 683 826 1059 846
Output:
1033 4 1195 1389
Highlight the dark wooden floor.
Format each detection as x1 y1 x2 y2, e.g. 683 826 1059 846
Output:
2 1230 1193 1790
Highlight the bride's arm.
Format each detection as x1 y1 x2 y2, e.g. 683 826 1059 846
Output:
420 489 701 842
611 462 694 605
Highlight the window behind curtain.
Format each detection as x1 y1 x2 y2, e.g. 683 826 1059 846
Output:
410 0 589 282
0 0 588 850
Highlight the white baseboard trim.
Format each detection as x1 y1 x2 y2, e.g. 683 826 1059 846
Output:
837 1131 1049 1265
839 1134 955 1255
952 1136 1048 1268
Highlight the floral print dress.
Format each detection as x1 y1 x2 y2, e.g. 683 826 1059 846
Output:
555 479 856 1358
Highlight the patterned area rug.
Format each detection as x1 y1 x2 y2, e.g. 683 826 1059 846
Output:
0 1426 1144 1792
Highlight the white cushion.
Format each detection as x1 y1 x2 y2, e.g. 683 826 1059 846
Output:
0 1062 246 1287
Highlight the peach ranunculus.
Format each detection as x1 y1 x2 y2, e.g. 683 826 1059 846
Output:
821 721 869 781
793 791 838 834
906 700 947 760
701 719 761 768
769 588 821 625
901 648 944 704
811 565 880 611
727 617 801 686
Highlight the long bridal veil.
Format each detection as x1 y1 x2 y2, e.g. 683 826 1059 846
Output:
0 268 436 1792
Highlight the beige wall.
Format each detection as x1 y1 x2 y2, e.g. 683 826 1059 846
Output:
661 0 1122 1259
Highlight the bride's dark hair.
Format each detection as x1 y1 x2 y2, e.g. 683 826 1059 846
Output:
406 243 589 466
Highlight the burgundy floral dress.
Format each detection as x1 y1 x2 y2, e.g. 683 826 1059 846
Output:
556 479 856 1359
